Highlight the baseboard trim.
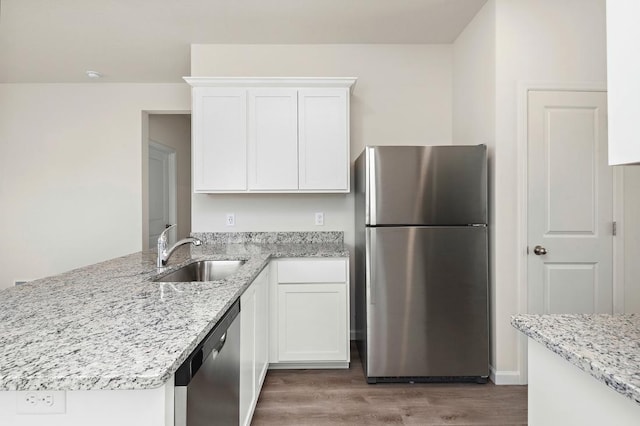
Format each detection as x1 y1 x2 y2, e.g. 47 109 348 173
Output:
269 362 349 370
490 365 523 385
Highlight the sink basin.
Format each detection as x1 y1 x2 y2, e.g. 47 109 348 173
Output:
154 260 246 282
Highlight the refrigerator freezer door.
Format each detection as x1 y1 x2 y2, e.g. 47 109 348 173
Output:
366 226 489 378
367 145 487 226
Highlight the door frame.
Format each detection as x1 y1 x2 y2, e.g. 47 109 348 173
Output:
515 81 624 384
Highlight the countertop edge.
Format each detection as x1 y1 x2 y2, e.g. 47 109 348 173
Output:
511 315 640 406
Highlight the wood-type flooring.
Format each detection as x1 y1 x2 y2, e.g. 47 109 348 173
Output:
252 344 527 425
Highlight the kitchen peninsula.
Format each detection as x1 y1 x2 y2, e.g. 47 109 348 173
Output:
512 314 640 425
0 232 349 426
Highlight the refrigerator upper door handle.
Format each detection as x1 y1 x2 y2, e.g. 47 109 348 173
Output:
366 228 376 305
368 147 377 226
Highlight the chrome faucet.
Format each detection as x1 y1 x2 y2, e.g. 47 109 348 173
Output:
157 224 202 267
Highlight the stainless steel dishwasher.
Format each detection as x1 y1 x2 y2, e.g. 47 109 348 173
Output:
175 301 240 426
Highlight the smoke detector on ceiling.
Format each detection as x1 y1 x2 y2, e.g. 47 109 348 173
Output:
86 70 102 79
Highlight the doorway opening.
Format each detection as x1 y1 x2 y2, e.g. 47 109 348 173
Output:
142 112 192 250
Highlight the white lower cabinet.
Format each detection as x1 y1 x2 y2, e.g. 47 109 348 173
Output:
239 266 269 426
271 258 350 367
240 257 349 425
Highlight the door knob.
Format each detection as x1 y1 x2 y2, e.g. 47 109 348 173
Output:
533 245 547 256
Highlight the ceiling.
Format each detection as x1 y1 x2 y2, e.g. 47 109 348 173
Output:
0 0 487 83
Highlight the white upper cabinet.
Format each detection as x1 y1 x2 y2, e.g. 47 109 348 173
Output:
185 77 357 192
298 89 349 191
607 0 640 165
192 87 247 191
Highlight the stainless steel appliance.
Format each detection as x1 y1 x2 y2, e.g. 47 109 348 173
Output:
354 145 489 384
175 301 240 425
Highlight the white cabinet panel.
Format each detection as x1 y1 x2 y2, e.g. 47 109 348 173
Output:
277 283 348 362
607 0 640 165
298 89 349 191
193 87 247 191
528 339 640 425
254 267 270 390
239 282 256 426
239 266 269 426
248 89 298 190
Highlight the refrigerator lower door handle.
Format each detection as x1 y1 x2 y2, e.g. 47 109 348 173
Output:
366 228 376 305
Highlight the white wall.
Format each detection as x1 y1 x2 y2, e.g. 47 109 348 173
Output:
452 0 497 377
452 0 608 383
452 1 495 148
0 381 173 426
147 114 192 244
0 84 190 290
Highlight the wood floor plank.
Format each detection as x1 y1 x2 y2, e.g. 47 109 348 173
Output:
252 344 527 425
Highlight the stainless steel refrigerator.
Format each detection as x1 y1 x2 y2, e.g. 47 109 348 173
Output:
354 145 489 384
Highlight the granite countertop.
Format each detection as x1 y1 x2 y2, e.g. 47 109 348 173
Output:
0 232 348 391
512 314 640 405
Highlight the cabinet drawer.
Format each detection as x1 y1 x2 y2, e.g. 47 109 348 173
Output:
277 259 347 283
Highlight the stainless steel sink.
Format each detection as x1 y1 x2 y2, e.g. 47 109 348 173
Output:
154 260 246 282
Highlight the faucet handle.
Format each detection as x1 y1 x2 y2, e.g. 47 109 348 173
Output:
159 224 177 241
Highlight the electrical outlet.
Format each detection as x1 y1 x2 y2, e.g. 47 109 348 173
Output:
315 212 324 226
40 394 54 407
17 391 66 414
226 213 235 227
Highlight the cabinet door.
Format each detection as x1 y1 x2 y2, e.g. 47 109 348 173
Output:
239 284 256 426
298 89 349 191
607 0 640 165
193 87 247 191
248 89 298 190
277 283 348 362
254 268 270 390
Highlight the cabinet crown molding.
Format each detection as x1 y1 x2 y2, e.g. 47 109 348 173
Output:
183 77 357 93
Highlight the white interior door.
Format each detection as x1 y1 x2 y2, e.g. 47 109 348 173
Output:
149 141 176 248
527 90 613 314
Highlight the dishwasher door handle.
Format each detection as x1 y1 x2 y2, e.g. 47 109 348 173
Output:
210 332 227 361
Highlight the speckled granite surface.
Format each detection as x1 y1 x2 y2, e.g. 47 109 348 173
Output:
0 233 347 391
512 314 640 405
192 231 344 245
